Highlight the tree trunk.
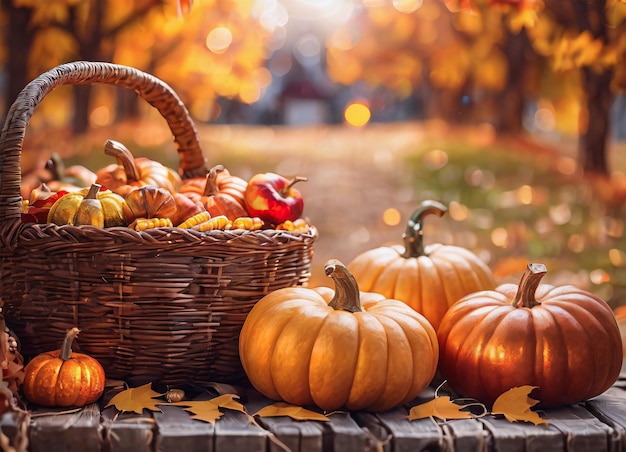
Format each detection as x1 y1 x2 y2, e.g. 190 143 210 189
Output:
579 67 612 176
2 1 34 117
497 30 533 134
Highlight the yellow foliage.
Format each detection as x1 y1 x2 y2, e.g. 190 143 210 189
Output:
473 48 508 91
28 28 78 75
429 44 471 89
14 0 81 26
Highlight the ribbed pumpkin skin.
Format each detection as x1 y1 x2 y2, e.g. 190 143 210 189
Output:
179 165 248 220
349 243 495 330
22 350 105 407
437 271 623 408
239 269 439 412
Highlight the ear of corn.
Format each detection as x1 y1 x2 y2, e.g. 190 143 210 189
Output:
276 218 309 232
230 217 264 231
177 211 211 229
191 215 231 232
130 217 173 231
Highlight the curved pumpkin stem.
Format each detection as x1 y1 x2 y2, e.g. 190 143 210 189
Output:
402 200 447 258
326 259 363 313
104 140 141 183
511 263 547 309
203 165 225 197
60 327 81 361
281 176 307 196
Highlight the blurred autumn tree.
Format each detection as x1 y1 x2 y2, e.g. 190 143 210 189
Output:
326 0 626 178
326 1 539 132
0 0 271 133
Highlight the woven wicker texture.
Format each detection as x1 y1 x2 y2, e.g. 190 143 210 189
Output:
0 61 315 385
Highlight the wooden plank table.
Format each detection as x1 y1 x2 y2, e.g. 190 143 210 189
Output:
1 366 625 452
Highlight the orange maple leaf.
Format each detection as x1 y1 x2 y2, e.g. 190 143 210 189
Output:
491 386 548 425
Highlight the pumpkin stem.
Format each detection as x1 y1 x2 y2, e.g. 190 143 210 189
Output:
402 200 447 258
203 165 225 197
104 140 141 183
45 152 65 181
511 263 547 309
60 327 81 361
326 259 363 313
281 176 307 196
85 184 101 200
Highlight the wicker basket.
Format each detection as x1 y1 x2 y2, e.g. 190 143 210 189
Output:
0 61 316 385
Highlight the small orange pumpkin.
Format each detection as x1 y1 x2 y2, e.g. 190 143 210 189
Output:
22 328 106 407
239 259 439 412
179 164 248 220
122 185 177 224
348 200 495 330
95 140 182 196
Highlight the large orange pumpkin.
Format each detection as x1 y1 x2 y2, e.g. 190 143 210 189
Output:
178 164 248 220
348 200 495 330
239 259 439 412
437 263 623 408
95 140 182 196
22 328 106 407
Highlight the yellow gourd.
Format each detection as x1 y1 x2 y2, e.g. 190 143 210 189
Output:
47 184 126 227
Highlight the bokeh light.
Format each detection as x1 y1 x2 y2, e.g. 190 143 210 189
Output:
344 102 371 127
422 149 448 170
383 208 402 226
89 105 112 127
206 27 233 53
393 0 424 14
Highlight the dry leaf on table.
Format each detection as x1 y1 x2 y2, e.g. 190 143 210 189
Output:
491 385 548 426
255 402 330 421
168 394 246 424
409 395 484 421
105 383 164 414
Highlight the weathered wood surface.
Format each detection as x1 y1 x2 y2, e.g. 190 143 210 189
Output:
1 368 625 452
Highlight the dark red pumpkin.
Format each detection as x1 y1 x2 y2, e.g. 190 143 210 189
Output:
437 263 623 408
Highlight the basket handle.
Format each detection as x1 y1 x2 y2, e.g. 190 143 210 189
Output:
0 61 208 227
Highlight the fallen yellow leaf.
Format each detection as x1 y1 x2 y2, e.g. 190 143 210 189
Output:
408 396 481 421
105 383 164 414
491 386 548 425
169 394 247 424
255 402 330 422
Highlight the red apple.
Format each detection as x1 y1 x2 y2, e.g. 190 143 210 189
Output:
244 173 307 225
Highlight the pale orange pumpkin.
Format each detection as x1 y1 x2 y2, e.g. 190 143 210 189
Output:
239 259 439 412
348 200 495 330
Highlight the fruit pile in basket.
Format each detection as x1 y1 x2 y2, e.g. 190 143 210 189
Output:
21 139 313 233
